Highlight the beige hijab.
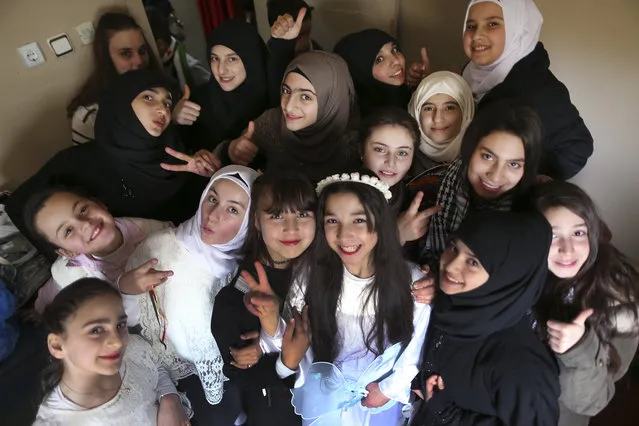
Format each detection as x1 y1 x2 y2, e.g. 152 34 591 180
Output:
408 71 475 163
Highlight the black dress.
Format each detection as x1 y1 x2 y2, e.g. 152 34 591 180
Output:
478 43 593 180
210 261 301 426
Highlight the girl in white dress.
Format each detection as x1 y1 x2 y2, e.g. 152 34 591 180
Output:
33 277 190 426
252 171 431 426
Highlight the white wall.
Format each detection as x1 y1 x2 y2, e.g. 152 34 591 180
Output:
170 0 209 63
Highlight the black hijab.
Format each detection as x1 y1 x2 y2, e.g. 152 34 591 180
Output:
333 29 411 117
189 18 269 151
434 210 552 340
95 69 188 197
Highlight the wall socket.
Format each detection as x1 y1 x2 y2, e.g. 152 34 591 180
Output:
17 42 46 68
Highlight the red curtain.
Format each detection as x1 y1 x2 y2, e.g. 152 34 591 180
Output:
197 0 242 39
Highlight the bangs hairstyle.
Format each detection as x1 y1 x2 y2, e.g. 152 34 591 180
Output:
460 98 543 195
303 169 414 362
241 171 317 264
533 181 639 374
40 278 122 399
357 106 420 155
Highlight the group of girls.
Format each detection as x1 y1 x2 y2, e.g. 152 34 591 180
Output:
8 0 637 425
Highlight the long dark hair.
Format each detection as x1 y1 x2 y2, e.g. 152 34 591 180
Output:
460 99 543 196
40 278 122 398
241 171 317 265
357 106 420 155
533 181 639 373
304 171 414 362
67 11 160 116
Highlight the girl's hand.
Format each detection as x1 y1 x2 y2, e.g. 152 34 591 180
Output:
271 8 307 40
229 122 259 166
160 147 221 177
281 306 311 371
411 265 435 304
172 85 201 125
242 262 280 335
230 330 263 369
425 375 445 402
398 192 442 244
157 394 189 426
406 47 430 88
547 309 594 354
118 258 173 295
361 382 390 408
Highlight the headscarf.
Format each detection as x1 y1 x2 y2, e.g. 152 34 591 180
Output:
277 51 355 166
190 18 269 150
462 0 543 100
434 211 551 339
408 71 475 163
94 69 187 195
334 29 411 117
175 165 259 278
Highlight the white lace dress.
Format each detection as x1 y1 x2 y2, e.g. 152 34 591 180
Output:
33 335 189 425
126 228 232 405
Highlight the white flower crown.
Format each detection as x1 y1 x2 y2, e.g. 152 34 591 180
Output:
315 172 393 200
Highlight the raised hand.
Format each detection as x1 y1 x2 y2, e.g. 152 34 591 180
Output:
397 191 442 245
230 330 263 369
160 147 221 177
228 121 259 166
411 265 435 304
118 258 174 295
171 84 201 125
271 7 307 40
242 262 280 335
406 46 431 88
281 306 311 371
547 309 594 354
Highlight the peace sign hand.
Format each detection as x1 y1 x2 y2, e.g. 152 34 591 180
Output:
160 147 221 177
271 8 307 40
242 262 281 335
397 191 442 245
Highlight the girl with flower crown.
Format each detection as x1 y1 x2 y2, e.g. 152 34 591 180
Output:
244 170 431 425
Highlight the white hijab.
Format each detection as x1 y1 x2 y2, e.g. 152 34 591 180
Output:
408 71 475 163
175 165 259 278
462 0 543 100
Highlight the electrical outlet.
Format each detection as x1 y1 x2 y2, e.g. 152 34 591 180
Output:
17 42 45 68
76 21 95 45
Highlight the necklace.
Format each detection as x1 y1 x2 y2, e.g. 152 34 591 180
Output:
60 377 128 396
271 258 291 266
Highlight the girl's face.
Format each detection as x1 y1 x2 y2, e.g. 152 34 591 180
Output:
363 124 415 187
200 179 249 245
544 206 591 279
463 2 506 66
210 45 247 92
281 72 318 131
36 192 121 258
324 192 378 278
420 94 463 144
256 198 316 264
372 42 406 86
48 294 128 377
108 29 150 74
439 238 489 295
467 131 525 200
131 87 172 137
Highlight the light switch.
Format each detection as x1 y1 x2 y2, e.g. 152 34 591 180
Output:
76 21 95 45
17 42 45 68
48 34 73 57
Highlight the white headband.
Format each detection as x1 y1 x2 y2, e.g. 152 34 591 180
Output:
315 172 393 200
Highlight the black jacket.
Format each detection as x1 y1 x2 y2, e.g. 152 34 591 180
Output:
479 43 593 180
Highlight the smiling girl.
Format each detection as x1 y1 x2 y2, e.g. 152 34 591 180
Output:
533 181 639 426
424 99 542 264
462 0 593 179
334 29 411 117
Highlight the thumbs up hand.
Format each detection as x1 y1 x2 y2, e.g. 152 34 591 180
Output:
228 121 259 166
406 46 431 88
172 84 201 125
271 8 307 40
547 309 594 354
